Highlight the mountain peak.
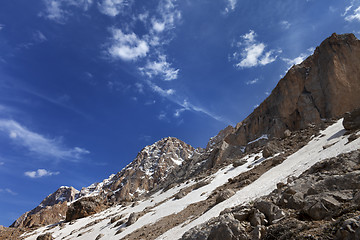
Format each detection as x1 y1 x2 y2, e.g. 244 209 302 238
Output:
225 33 360 146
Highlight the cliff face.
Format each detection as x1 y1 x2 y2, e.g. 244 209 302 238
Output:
225 33 360 146
11 186 78 228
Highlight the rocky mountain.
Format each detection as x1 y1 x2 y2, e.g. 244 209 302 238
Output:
225 33 360 146
10 137 197 229
10 186 79 229
1 33 360 240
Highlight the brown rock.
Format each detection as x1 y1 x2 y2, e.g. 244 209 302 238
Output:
36 233 54 240
126 212 139 226
215 189 236 204
225 33 360 146
66 196 107 222
343 108 360 131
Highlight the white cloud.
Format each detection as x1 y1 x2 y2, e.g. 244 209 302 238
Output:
0 24 4 31
98 0 130 17
280 20 291 30
24 169 59 178
0 188 17 195
0 161 4 166
108 29 149 61
154 0 181 32
158 112 167 120
224 0 237 13
282 47 314 68
40 0 93 23
342 5 353 16
147 81 175 96
246 78 259 85
345 6 360 22
0 119 90 160
139 55 179 81
153 21 166 32
33 31 47 43
233 30 279 68
135 82 144 93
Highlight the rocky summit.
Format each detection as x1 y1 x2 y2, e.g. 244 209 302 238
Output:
1 33 360 240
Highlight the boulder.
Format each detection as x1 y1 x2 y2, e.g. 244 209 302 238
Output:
36 233 54 240
249 209 267 226
262 142 280 158
215 189 236 204
207 214 248 240
254 200 285 224
126 212 139 226
343 108 360 131
336 216 360 240
303 195 341 220
232 159 247 167
65 196 106 222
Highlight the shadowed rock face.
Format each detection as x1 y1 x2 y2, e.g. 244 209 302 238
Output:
225 33 360 146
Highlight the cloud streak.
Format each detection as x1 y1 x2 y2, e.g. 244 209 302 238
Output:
0 188 17 195
0 119 90 161
344 6 360 22
24 169 60 178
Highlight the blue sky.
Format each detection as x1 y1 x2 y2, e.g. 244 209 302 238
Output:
0 0 359 226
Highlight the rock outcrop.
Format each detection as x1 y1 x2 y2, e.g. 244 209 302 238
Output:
11 186 79 228
105 137 196 203
65 196 108 222
343 108 360 131
226 33 360 146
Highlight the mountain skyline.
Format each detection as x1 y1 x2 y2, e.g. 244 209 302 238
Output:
0 0 360 226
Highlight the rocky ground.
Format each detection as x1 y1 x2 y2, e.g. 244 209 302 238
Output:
180 149 360 240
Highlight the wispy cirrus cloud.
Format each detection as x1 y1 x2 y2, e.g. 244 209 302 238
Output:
98 0 132 17
0 24 4 31
0 188 17 196
40 0 93 23
344 5 360 22
280 20 291 30
139 55 179 81
0 119 90 161
33 31 47 43
224 0 237 13
146 80 175 96
232 30 280 68
24 169 59 178
246 78 259 85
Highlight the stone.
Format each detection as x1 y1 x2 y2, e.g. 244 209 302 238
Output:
95 234 104 240
66 196 106 222
284 129 291 138
249 209 267 226
126 212 139 226
215 189 236 204
232 159 247 167
304 195 341 220
343 108 360 131
336 216 360 240
110 215 122 224
36 233 54 240
254 200 285 224
262 142 280 158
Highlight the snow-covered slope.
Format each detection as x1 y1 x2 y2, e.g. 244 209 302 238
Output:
22 119 360 240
